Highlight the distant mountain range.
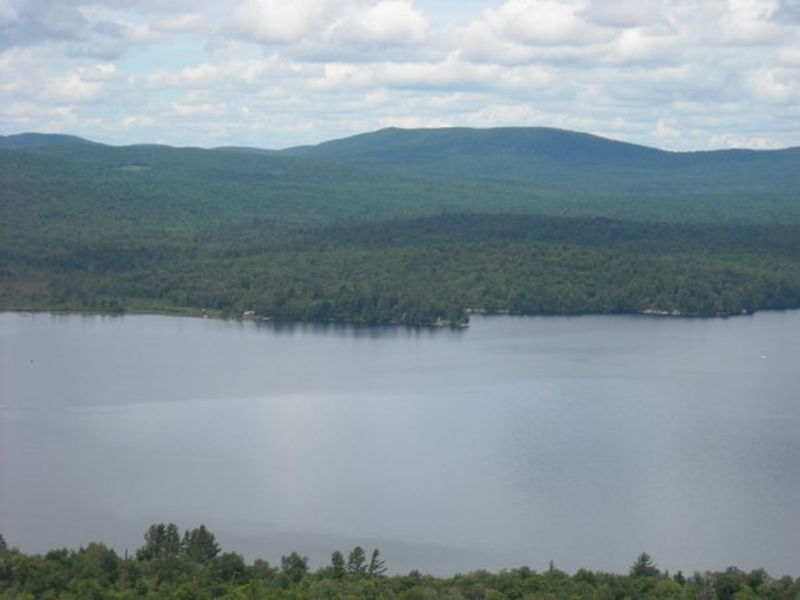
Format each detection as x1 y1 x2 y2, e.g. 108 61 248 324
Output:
5 126 799 206
2 127 799 323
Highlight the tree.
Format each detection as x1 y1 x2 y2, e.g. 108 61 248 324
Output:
280 552 308 584
734 585 762 600
136 523 181 560
347 546 367 575
251 558 276 582
717 567 745 600
629 552 660 578
330 551 346 579
215 552 246 582
368 548 387 576
181 525 219 563
78 543 120 582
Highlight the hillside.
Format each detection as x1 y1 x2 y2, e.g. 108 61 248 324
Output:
5 128 800 225
281 127 800 197
1 127 799 324
281 126 663 169
0 132 100 149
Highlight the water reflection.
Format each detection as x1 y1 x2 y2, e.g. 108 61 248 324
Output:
251 318 469 340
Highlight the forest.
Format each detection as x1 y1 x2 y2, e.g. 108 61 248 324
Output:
2 128 799 325
1 524 798 600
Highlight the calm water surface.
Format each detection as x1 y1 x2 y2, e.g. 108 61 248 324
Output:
1 311 799 575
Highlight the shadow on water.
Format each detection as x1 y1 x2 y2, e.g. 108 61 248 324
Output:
252 318 469 340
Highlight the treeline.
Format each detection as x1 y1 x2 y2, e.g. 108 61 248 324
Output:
3 214 800 325
1 525 798 599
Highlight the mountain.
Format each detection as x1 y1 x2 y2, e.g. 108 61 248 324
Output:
0 132 99 149
281 126 800 194
4 127 800 225
0 140 543 238
2 127 799 324
281 126 662 167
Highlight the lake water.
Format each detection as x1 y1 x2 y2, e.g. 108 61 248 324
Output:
1 311 799 576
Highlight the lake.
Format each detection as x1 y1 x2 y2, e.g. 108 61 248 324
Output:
1 311 799 576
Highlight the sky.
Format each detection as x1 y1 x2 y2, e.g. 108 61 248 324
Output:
1 0 799 150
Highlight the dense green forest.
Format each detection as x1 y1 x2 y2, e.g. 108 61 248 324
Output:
2 128 799 325
1 524 798 599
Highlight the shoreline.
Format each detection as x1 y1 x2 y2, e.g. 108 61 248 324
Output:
3 304 797 329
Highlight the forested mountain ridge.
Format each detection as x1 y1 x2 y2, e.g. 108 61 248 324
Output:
7 127 800 224
0 132 100 149
281 126 664 170
280 127 800 195
2 128 799 324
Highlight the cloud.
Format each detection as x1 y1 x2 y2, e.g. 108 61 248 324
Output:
44 73 104 102
611 27 687 65
171 101 227 117
145 55 308 91
151 12 206 33
578 1 666 29
780 45 800 64
376 114 452 128
0 0 18 26
120 114 156 129
224 0 433 63
718 0 785 44
227 0 342 45
1 0 800 150
0 0 213 60
484 0 605 46
330 1 429 45
42 64 121 103
709 132 784 149
0 0 89 49
744 67 796 102
773 0 800 22
306 52 552 94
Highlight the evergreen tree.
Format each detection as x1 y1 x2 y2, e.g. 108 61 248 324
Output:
330 550 346 579
629 552 660 578
368 548 387 576
181 525 220 563
136 523 181 560
347 546 367 575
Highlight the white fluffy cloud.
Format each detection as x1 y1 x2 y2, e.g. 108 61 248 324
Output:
744 67 796 102
228 0 337 45
331 1 429 44
484 0 604 46
1 0 800 150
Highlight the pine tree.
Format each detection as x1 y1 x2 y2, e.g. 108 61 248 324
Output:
347 546 367 575
136 523 181 560
368 548 387 576
330 551 346 579
630 552 660 578
181 525 220 563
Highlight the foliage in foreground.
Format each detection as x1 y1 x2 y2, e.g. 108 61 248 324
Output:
1 526 799 599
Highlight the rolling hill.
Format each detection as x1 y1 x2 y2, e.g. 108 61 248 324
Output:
0 132 100 149
1 127 799 324
4 127 800 225
280 127 800 198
